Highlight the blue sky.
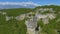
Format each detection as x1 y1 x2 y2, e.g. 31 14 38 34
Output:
0 0 60 5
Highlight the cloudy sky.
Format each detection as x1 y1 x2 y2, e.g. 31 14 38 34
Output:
0 0 60 6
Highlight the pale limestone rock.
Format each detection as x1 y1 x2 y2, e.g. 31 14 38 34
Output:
15 14 25 21
6 16 11 21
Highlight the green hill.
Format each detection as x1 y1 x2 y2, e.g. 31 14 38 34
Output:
0 5 60 34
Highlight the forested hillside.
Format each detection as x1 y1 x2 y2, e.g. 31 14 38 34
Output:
0 5 60 34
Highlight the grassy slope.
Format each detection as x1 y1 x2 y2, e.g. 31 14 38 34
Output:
0 8 33 34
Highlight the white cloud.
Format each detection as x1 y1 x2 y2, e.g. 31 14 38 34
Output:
0 2 41 6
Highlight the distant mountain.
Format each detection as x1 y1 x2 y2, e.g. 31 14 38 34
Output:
0 2 40 9
0 5 36 9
